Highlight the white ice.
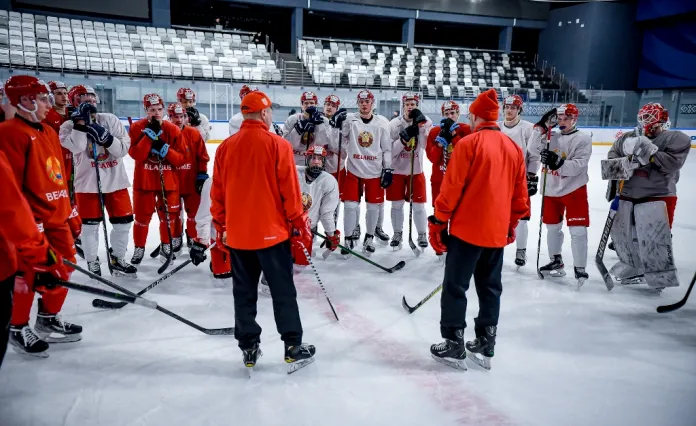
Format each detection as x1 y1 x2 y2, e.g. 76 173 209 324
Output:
1 144 695 426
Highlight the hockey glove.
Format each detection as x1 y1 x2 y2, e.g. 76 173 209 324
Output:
330 108 347 129
272 122 283 136
427 215 449 254
325 230 341 252
89 122 114 147
32 247 70 284
435 135 449 150
294 119 315 136
189 239 208 266
399 124 419 150
540 148 564 171
527 173 539 196
195 173 209 195
290 213 312 266
534 108 558 134
439 117 455 130
186 107 202 127
380 168 394 189
150 138 169 158
305 106 324 125
71 102 97 125
146 118 162 134
408 108 427 125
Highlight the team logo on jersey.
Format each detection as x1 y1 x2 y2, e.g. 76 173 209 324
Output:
45 156 64 185
358 131 374 148
89 142 110 162
301 192 313 212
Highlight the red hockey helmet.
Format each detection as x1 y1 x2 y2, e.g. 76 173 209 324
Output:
557 103 579 119
324 94 341 108
357 89 374 103
441 100 460 115
503 95 523 109
301 91 318 104
143 93 164 109
402 92 420 106
637 103 669 137
305 145 327 173
239 84 258 100
68 85 90 107
167 102 186 118
4 75 50 107
177 87 195 102
48 80 67 92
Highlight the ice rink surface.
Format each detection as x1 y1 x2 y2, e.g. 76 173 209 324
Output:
1 143 695 426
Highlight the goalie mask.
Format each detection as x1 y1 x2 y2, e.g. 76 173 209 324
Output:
305 145 327 180
637 103 669 138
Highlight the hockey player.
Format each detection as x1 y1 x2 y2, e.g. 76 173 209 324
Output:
176 87 211 142
0 86 16 122
228 84 258 136
167 102 209 253
282 92 332 166
605 103 691 290
498 95 540 268
0 75 82 357
340 89 393 255
128 94 185 265
59 85 136 277
388 92 432 251
428 89 529 371
44 81 82 257
322 94 347 183
529 104 592 286
211 91 315 372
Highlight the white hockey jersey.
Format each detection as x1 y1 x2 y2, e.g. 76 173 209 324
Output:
341 113 392 179
389 115 432 175
528 128 592 197
321 125 346 174
499 119 540 173
193 112 212 142
228 112 243 136
59 112 131 194
283 113 334 166
196 175 214 242
297 166 339 234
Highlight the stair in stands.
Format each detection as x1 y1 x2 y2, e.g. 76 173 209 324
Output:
278 53 313 87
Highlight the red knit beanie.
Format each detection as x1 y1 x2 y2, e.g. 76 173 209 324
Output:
469 89 500 122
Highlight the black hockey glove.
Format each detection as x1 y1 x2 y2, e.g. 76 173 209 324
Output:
186 107 202 127
399 124 419 150
329 108 347 129
408 108 427 125
189 240 208 266
534 108 557 134
195 173 208 195
540 148 565 171
294 119 315 135
526 173 538 196
272 123 283 136
439 118 455 142
71 102 97 125
147 118 162 134
89 122 114 148
305 106 324 125
380 168 394 189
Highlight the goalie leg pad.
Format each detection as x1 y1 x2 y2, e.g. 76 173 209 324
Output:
634 201 679 289
610 200 643 275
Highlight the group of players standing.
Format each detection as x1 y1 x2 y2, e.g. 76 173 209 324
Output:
0 73 690 373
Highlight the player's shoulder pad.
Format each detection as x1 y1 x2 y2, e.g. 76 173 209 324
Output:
373 114 391 126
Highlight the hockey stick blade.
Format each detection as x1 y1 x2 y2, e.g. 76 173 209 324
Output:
401 284 442 314
388 260 407 273
150 246 160 258
408 239 421 258
656 272 695 313
313 231 406 273
401 296 416 314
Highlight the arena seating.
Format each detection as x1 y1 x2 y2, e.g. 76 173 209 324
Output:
0 10 282 82
298 39 559 100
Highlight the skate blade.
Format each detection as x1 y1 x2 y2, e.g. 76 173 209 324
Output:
11 344 49 358
377 239 389 247
541 270 566 278
576 277 587 290
110 270 138 279
391 244 402 251
466 351 491 370
35 332 82 343
361 250 373 258
431 354 467 371
286 356 315 374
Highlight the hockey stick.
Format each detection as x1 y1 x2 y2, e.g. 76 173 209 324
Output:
313 231 405 273
535 127 552 279
93 242 217 309
402 283 442 314
657 271 695 313
407 136 420 257
595 181 624 291
66 260 235 335
156 158 174 274
299 243 339 321
59 280 158 308
92 140 115 276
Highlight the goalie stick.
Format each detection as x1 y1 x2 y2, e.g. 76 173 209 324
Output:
657 271 695 313
66 260 235 335
595 182 623 291
313 231 406 273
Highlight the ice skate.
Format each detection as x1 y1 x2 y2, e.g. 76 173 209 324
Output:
9 325 49 358
242 342 263 378
515 248 527 270
260 275 271 296
285 343 316 374
352 223 361 241
362 234 376 256
374 227 390 246
390 231 403 250
539 255 566 277
35 300 82 343
130 246 145 265
466 326 496 371
159 242 176 263
341 236 357 259
172 237 183 255
574 267 589 289
430 334 467 371
74 237 84 259
186 236 193 251
417 233 428 250
87 258 102 276
109 249 137 278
